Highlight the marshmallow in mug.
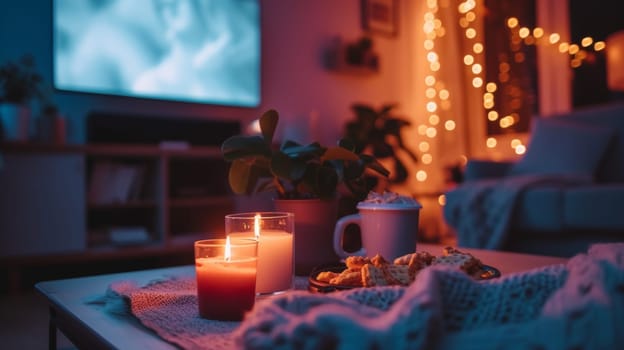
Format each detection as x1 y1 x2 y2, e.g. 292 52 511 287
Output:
361 191 420 206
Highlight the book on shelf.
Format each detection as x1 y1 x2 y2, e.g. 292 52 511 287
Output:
88 161 146 204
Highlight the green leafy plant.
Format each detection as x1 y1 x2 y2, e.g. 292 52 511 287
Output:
344 103 418 183
0 54 44 105
221 109 390 200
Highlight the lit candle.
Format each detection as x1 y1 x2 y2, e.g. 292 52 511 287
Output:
194 237 258 321
226 212 294 295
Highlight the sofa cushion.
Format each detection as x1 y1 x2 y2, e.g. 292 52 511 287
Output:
553 103 624 183
508 117 614 179
563 185 624 230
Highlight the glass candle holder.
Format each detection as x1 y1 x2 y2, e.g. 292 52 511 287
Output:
194 237 258 321
226 212 294 296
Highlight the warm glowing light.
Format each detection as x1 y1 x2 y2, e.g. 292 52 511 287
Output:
430 61 441 71
423 21 435 33
224 236 232 261
549 33 560 44
524 36 535 45
483 92 494 101
486 82 497 92
439 89 450 100
473 43 483 53
426 127 437 138
438 194 446 206
488 111 499 121
510 139 522 148
472 64 482 74
515 145 526 155
465 28 476 39
507 17 518 28
499 62 510 73
581 37 593 47
559 42 569 53
427 52 439 62
472 77 483 87
594 41 606 51
569 44 580 55
254 214 261 238
426 88 436 98
424 39 434 50
500 115 515 128
445 120 456 130
518 27 530 39
419 141 430 152
418 125 428 135
429 114 440 125
459 17 469 28
483 100 494 109
571 58 582 68
422 153 433 164
533 27 544 39
464 54 474 65
425 75 436 86
416 170 428 182
465 11 476 22
426 102 438 112
486 137 497 148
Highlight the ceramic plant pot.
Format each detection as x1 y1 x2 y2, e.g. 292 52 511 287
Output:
273 197 340 275
0 103 30 141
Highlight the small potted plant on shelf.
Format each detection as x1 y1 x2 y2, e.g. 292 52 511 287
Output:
221 109 390 274
343 103 418 184
0 54 45 141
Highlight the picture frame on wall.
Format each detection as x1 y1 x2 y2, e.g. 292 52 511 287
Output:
361 0 398 37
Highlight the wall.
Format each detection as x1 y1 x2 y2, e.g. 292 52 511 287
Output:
0 0 414 146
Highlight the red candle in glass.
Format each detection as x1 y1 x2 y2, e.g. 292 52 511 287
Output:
194 237 258 321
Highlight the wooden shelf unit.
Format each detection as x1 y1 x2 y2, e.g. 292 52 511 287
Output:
0 142 234 258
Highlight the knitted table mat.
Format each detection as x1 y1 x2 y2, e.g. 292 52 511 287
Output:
94 276 310 350
95 243 624 350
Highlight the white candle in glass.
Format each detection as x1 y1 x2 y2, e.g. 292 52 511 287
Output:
227 212 294 295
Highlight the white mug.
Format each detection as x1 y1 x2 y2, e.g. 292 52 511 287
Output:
333 201 422 260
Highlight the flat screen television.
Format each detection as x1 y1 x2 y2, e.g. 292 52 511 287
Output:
53 0 261 107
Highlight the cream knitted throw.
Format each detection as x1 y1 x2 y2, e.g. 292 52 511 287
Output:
444 174 592 249
101 243 624 350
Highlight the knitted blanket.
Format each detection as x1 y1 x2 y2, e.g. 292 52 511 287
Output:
96 243 624 350
236 243 624 349
444 174 591 249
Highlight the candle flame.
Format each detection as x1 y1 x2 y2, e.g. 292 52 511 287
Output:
254 214 261 239
224 236 231 262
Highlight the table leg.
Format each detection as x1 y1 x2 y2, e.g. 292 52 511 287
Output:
48 307 57 350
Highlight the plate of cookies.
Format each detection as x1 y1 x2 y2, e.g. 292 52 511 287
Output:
308 246 500 293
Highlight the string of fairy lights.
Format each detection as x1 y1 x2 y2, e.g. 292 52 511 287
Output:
417 0 607 199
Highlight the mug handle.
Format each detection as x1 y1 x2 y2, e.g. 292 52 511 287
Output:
333 214 366 259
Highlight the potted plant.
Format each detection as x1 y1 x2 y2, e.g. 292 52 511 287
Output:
344 103 418 183
221 109 390 274
0 54 44 141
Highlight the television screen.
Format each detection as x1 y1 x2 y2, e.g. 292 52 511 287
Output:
53 0 261 107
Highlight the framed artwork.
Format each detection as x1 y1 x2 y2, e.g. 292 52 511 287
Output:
361 0 398 37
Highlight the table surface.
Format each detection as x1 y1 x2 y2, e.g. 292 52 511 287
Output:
35 244 569 349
